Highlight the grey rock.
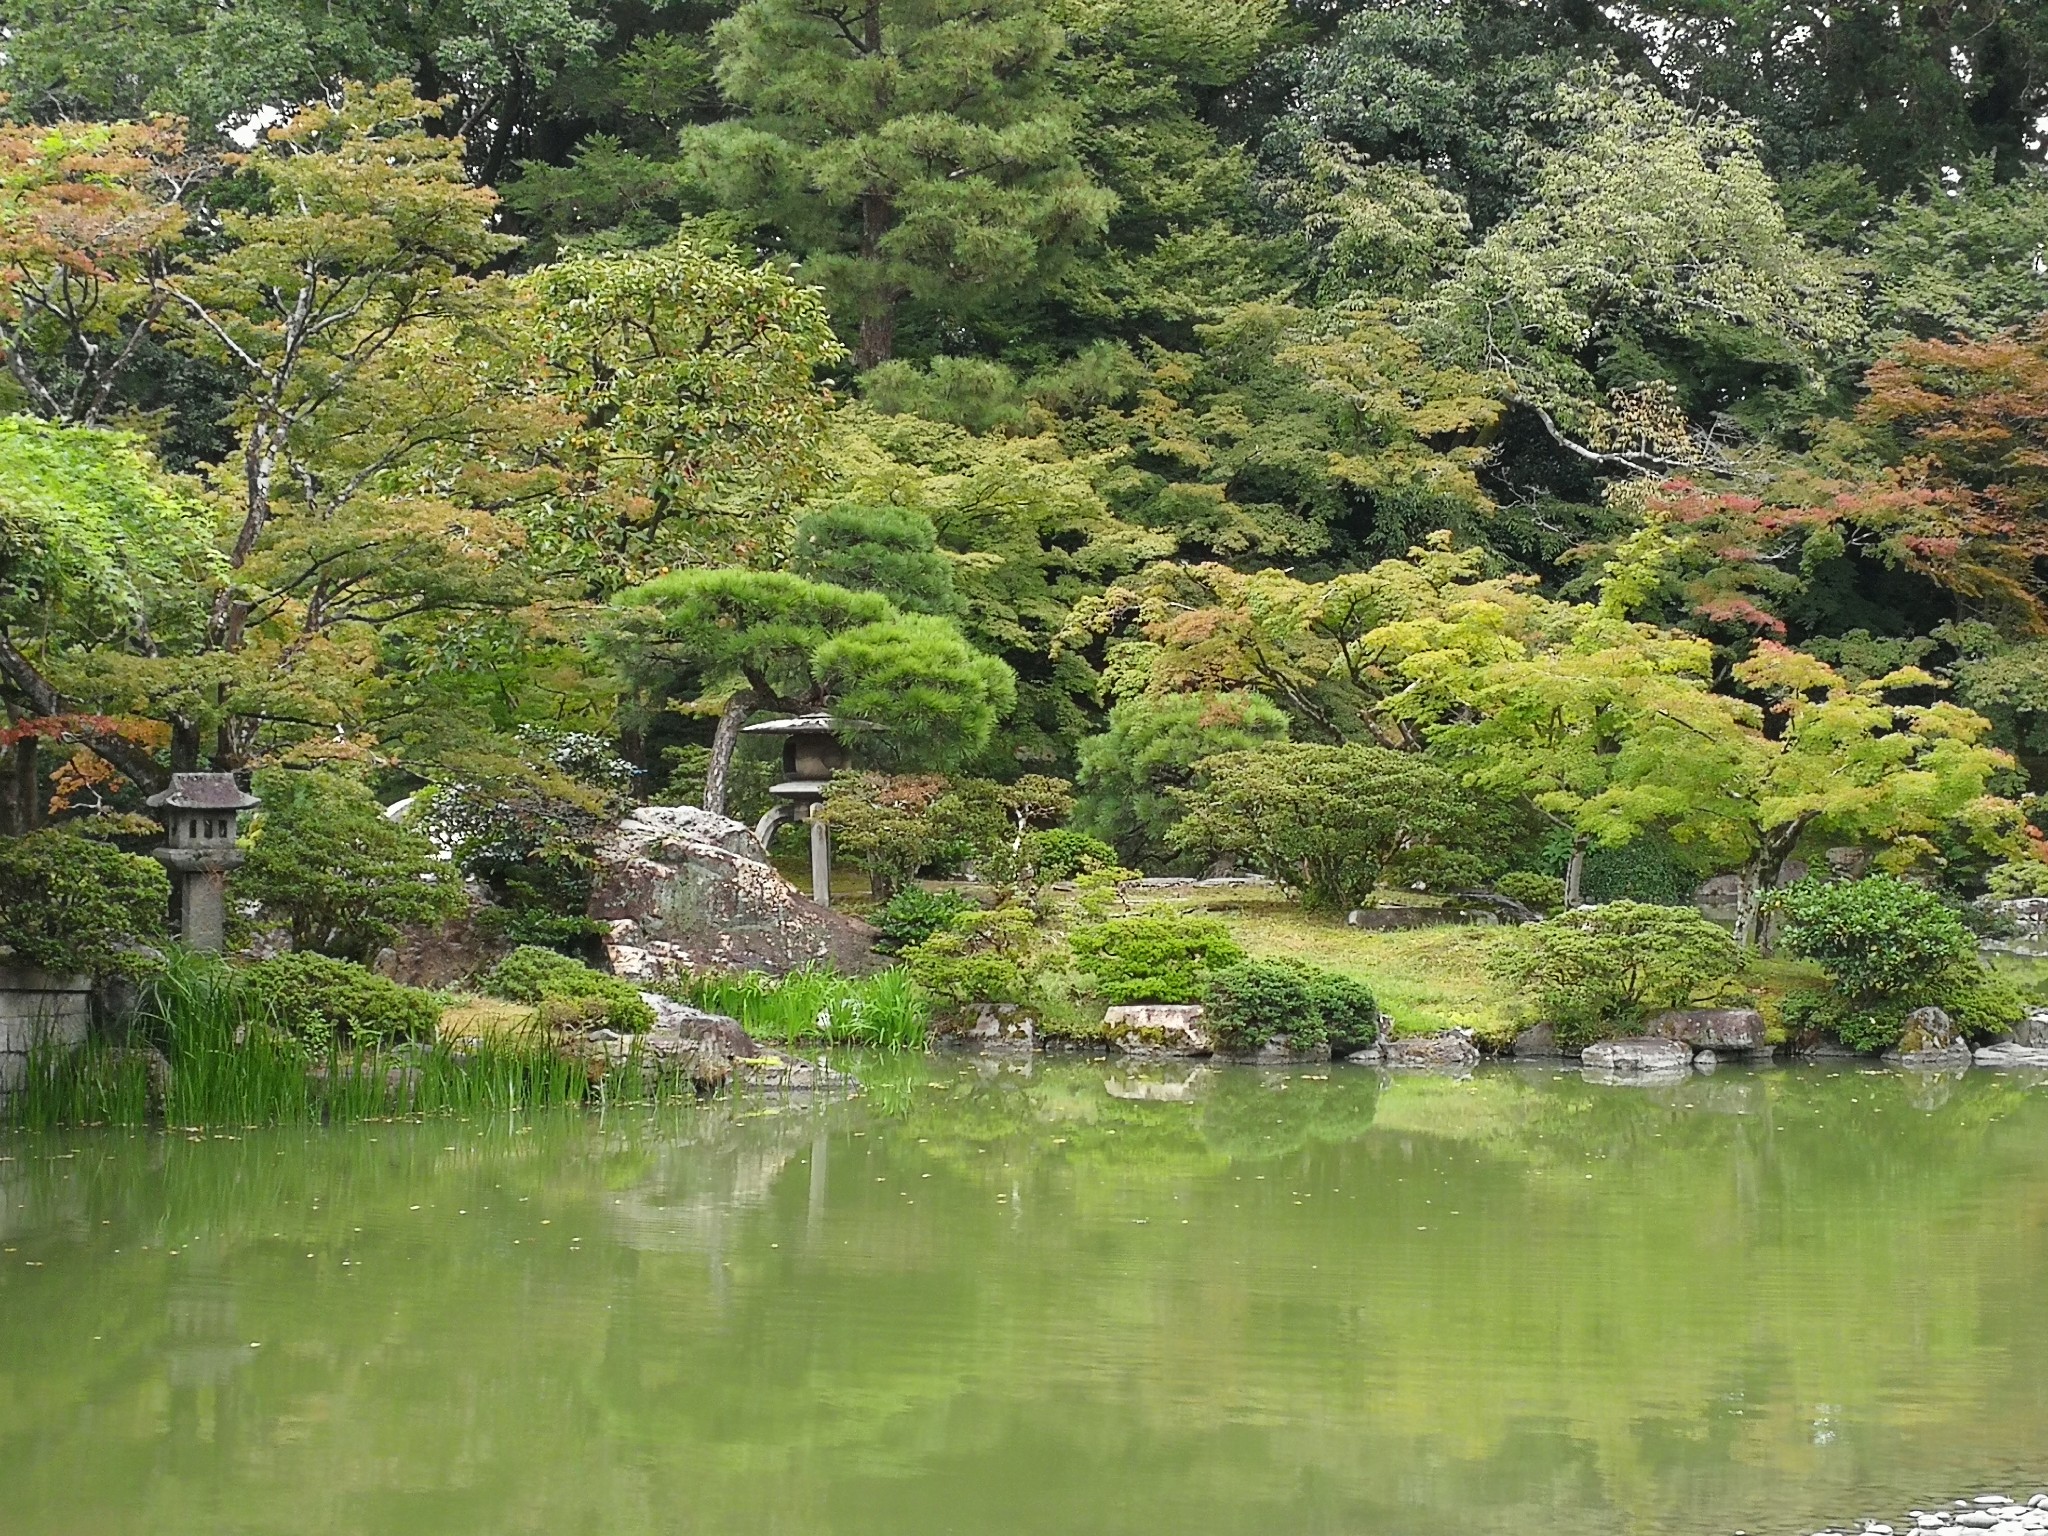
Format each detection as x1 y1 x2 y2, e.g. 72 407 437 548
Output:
1643 1006 1768 1053
1972 1042 2048 1069
1959 1517 2000 1529
1693 1048 1718 1071
1375 1028 1480 1071
2014 1010 2048 1048
591 805 879 979
1510 1022 1563 1058
641 992 757 1055
1102 1003 1213 1056
949 1002 1036 1050
1580 1037 1694 1074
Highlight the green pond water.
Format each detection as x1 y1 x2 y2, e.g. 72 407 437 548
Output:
4 1058 2048 1535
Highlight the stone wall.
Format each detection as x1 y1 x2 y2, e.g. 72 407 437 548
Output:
0 967 93 1096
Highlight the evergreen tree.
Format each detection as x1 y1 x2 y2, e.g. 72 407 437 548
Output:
682 0 1117 366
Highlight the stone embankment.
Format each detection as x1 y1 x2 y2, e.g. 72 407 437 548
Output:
1789 1491 2048 1536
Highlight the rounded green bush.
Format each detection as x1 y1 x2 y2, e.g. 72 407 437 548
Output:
0 829 168 976
1023 829 1118 881
875 887 976 953
481 946 654 1033
240 952 442 1050
1767 876 1972 1000
1204 959 1319 1049
1494 870 1566 913
1067 915 1245 1005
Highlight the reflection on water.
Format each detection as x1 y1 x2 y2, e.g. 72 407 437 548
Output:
4 1059 2048 1536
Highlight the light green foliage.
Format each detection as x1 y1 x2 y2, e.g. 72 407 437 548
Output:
0 419 218 646
874 887 976 953
821 772 951 899
240 951 442 1050
1074 691 1289 871
0 828 169 975
481 945 656 1034
1487 901 1742 1044
682 0 1115 364
1169 743 1468 910
1493 871 1565 913
812 613 1016 769
234 769 464 961
1867 163 2048 342
1423 73 1858 445
1020 829 1116 881
901 905 1042 1006
1065 913 1244 1004
523 239 842 578
675 964 928 1048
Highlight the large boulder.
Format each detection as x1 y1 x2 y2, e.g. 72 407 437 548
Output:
1103 1003 1214 1056
1973 1042 2048 1069
1509 1022 1564 1059
1643 1008 1768 1054
1356 1028 1480 1071
1882 1005 1970 1068
1581 1037 1694 1075
589 806 879 979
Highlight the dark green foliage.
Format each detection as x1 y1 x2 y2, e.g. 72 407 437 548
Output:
1075 692 1290 871
1777 988 1905 1055
0 829 167 974
1766 877 1974 1001
1494 871 1566 913
239 951 442 1051
1945 970 2029 1043
1066 914 1245 1005
900 906 1039 1006
788 501 961 615
1487 901 1743 1046
875 888 976 953
1203 957 1378 1054
482 945 655 1033
1541 829 1700 906
1022 829 1117 881
234 770 464 961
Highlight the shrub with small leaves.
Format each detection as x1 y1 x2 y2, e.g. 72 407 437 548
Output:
875 887 975 953
0 829 168 976
481 945 654 1033
900 906 1039 1005
1494 871 1566 914
1487 901 1742 1046
1204 958 1378 1053
240 952 442 1051
1766 876 1973 1001
1066 915 1245 1005
1023 829 1117 881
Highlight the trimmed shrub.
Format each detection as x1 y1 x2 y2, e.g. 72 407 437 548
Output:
900 906 1038 1006
240 952 441 1051
1766 876 1973 1000
1487 901 1742 1047
1024 828 1117 881
875 887 975 953
1205 959 1319 1049
1067 914 1246 1005
481 945 654 1033
1204 958 1379 1053
0 829 168 975
1494 871 1566 913
1945 969 2029 1042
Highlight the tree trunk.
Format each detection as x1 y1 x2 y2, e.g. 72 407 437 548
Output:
1733 857 1767 952
1563 837 1588 908
703 690 757 817
10 735 38 832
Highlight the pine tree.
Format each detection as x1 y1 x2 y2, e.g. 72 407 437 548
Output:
683 0 1116 366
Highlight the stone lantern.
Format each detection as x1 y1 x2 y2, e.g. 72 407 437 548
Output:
146 773 259 951
741 715 868 907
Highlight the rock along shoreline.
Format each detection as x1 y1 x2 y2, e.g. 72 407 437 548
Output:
1773 1490 2048 1536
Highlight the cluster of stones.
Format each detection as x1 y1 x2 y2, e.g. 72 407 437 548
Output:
546 991 855 1098
1793 1491 2048 1536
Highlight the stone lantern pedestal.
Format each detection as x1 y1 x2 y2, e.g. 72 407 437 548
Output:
741 715 868 907
146 773 260 951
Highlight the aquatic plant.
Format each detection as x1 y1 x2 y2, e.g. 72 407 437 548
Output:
674 964 929 1049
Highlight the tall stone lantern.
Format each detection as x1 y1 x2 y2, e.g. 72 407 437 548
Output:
742 715 869 907
146 773 260 952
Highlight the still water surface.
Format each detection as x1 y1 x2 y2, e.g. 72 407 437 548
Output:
4 1058 2047 1535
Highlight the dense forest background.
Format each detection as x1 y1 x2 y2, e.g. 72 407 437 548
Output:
4 0 2048 921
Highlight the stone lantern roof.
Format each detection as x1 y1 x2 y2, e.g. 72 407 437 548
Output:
146 772 260 812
